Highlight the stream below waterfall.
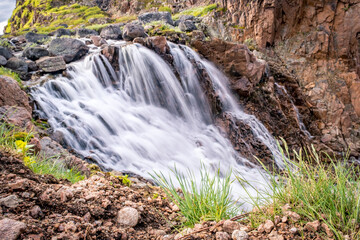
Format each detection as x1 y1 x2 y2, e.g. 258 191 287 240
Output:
31 40 284 201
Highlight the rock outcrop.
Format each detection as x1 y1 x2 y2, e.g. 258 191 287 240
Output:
49 38 89 63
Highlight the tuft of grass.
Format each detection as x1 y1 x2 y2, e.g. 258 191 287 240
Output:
237 139 360 240
151 165 238 227
0 67 24 89
173 3 218 20
0 118 84 184
159 6 172 13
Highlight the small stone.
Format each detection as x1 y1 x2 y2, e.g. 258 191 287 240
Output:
36 56 66 73
30 205 43 219
231 230 248 240
83 212 91 222
285 211 301 222
0 55 7 66
264 220 275 233
281 216 288 223
216 231 230 240
9 179 29 191
304 220 320 232
274 216 281 225
223 220 240 233
117 207 139 227
257 224 265 233
281 204 291 211
289 227 298 234
268 230 284 240
0 218 26 240
0 195 22 208
321 223 333 237
170 204 180 212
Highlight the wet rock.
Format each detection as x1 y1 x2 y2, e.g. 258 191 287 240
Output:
264 220 274 233
216 231 230 240
49 38 89 63
23 47 50 61
30 205 43 219
90 36 107 47
304 220 320 232
0 195 22 208
0 55 7 66
76 28 99 38
25 32 49 44
223 220 240 233
138 12 173 25
145 36 169 55
36 56 66 73
101 45 119 70
53 28 72 38
231 230 248 240
5 57 28 79
0 76 31 112
179 20 197 32
117 207 139 227
0 46 13 59
100 25 122 40
26 60 38 72
0 218 26 240
122 23 147 41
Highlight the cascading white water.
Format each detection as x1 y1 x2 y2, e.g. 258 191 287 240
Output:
31 41 283 201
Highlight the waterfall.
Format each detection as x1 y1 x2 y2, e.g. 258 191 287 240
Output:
31 41 283 201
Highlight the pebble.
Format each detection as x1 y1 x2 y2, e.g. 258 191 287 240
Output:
117 207 139 227
264 220 275 233
216 231 230 240
0 195 22 208
231 230 248 240
0 218 26 240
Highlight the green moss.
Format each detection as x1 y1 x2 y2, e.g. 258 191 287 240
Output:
114 15 137 23
173 3 218 20
158 6 172 13
0 67 24 89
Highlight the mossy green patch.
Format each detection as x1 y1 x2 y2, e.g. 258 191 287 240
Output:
0 67 24 89
173 3 218 20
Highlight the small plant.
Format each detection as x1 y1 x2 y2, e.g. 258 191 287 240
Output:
244 38 257 51
0 67 24 89
120 174 132 187
151 165 238 227
237 139 360 240
0 119 84 183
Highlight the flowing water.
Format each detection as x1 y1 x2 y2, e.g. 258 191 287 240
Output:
31 41 284 200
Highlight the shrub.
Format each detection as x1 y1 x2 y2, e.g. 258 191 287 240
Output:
151 165 238 227
0 119 84 183
237 139 360 240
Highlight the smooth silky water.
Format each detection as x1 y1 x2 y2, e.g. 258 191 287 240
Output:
31 41 284 206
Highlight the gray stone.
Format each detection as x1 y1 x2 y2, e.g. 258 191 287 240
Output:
30 205 43 219
122 23 147 41
138 11 173 25
216 232 230 240
179 20 197 32
0 218 26 240
53 28 72 38
76 28 99 38
100 25 122 40
0 195 22 208
5 57 28 79
36 56 66 73
23 47 49 61
26 60 38 71
179 15 195 22
25 32 49 44
231 230 249 240
117 207 139 227
0 46 13 59
0 55 7 66
49 38 89 63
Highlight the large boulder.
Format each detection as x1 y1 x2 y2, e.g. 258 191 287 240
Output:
23 47 50 61
5 57 28 80
0 46 13 59
36 56 66 73
100 25 122 40
76 28 99 38
53 28 72 38
179 20 197 32
0 56 7 66
138 12 173 25
49 38 89 63
0 218 26 240
0 76 31 112
25 32 49 44
122 23 147 41
0 106 33 130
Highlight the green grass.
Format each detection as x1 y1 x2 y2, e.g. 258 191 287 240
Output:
0 67 24 89
158 6 172 13
173 3 218 20
237 139 360 240
0 119 85 184
151 165 238 227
